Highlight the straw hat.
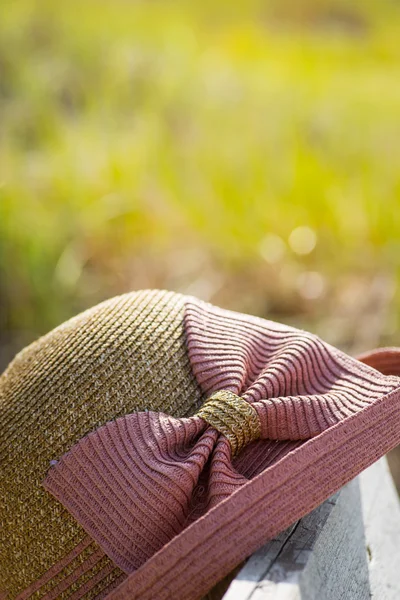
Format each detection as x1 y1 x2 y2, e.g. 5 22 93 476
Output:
1 289 400 600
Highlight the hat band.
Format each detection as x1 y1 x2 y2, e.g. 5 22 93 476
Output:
195 390 261 456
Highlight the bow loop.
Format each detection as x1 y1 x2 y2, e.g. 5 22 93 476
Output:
44 406 248 574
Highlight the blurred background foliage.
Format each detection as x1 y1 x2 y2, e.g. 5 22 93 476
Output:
1 0 400 370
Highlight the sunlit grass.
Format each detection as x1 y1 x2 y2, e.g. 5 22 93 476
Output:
1 0 400 356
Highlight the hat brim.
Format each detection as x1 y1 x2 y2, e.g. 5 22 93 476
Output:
105 381 400 600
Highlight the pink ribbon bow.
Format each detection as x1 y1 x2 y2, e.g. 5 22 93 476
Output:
44 299 399 575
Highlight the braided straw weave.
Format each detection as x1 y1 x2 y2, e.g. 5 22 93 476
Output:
0 290 204 599
196 390 261 456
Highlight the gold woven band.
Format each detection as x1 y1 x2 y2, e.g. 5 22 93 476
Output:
196 390 261 456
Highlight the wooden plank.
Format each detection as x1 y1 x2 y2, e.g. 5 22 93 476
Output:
359 457 400 599
223 457 400 600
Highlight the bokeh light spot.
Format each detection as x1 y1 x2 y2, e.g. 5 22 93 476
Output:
289 226 317 255
296 271 325 300
259 234 286 264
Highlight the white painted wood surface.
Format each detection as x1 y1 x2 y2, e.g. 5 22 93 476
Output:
223 457 400 600
359 457 400 599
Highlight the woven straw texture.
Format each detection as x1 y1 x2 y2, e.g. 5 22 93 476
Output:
0 290 204 599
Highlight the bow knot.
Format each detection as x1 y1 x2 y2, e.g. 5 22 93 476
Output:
196 390 261 456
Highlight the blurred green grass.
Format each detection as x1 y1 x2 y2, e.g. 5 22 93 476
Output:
1 0 400 366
